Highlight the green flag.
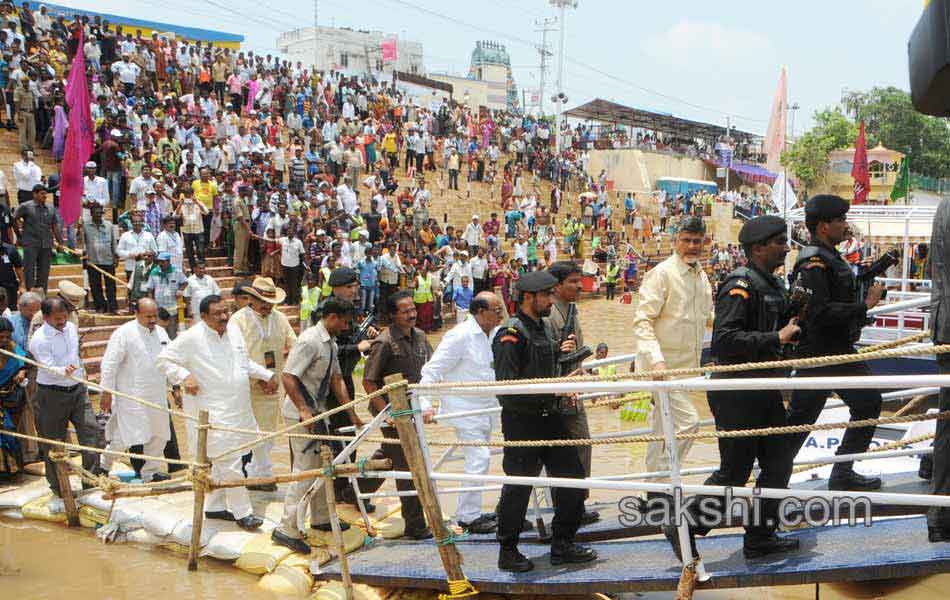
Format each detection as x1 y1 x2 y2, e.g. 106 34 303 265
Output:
890 158 910 202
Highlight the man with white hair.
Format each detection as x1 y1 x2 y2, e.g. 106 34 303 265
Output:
419 291 504 533
82 161 109 223
463 215 483 255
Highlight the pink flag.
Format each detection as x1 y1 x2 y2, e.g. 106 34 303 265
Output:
382 37 397 62
852 120 870 204
763 66 787 175
60 26 94 226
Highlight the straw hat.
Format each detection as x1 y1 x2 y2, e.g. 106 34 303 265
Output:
57 280 85 309
244 277 286 304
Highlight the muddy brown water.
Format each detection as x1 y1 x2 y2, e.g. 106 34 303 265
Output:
0 297 932 598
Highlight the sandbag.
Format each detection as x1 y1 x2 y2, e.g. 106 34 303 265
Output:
21 494 67 523
79 505 110 528
0 477 52 509
258 570 313 598
376 517 405 540
307 525 366 554
126 528 165 546
201 531 257 561
170 517 231 548
311 582 388 600
235 533 294 575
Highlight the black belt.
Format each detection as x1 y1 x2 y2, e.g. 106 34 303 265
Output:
38 383 81 393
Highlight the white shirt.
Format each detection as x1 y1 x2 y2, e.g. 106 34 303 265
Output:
418 316 498 429
183 274 221 324
100 320 171 447
13 160 42 192
129 175 158 209
513 241 528 263
156 321 271 456
30 321 84 387
111 60 141 84
463 222 482 247
336 184 358 215
156 229 184 273
82 175 110 222
446 260 473 291
117 230 158 272
470 256 487 279
278 236 305 268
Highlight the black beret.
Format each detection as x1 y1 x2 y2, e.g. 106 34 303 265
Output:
805 195 849 222
738 215 787 245
516 270 558 293
328 267 358 287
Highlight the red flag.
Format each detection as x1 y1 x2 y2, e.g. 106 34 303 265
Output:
382 37 397 62
60 26 94 226
851 120 870 205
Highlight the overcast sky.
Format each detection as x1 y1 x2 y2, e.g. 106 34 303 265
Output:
52 0 923 135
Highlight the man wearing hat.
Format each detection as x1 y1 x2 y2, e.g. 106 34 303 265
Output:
146 252 186 339
664 216 802 563
311 266 379 506
227 276 296 487
82 161 109 224
232 185 253 275
786 195 887 491
491 270 596 572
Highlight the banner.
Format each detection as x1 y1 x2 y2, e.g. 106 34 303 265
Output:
61 26 94 226
852 120 870 204
382 37 397 62
763 66 788 175
890 158 910 202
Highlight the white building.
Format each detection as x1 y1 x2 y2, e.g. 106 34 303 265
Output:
277 26 423 75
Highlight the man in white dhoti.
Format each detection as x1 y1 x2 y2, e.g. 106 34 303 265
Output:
99 298 173 482
418 291 504 533
157 294 275 530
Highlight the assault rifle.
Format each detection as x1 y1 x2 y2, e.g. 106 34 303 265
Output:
856 249 900 311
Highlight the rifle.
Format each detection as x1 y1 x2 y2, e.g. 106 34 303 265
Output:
354 313 376 343
557 303 593 376
855 248 900 309
784 273 812 351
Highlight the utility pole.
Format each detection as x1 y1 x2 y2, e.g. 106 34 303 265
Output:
535 17 556 116
313 0 319 74
550 0 577 155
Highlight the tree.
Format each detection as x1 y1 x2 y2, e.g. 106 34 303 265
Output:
781 108 856 191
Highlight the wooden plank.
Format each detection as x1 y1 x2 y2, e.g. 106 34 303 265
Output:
187 409 209 571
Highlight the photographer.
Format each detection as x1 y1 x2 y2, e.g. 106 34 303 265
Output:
786 195 886 491
492 270 596 573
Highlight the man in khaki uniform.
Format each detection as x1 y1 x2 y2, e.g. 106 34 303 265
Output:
271 296 363 554
227 276 297 489
632 216 712 481
232 186 252 275
13 78 35 151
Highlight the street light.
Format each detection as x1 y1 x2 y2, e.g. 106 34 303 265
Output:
550 0 577 156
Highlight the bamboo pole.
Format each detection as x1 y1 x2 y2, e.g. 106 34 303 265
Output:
322 445 354 600
384 374 468 584
676 557 700 599
188 410 210 572
50 451 79 527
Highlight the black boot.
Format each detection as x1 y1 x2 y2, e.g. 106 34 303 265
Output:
580 507 601 525
498 546 534 572
829 465 882 491
271 529 311 554
743 532 800 559
663 525 698 563
928 527 950 543
550 539 597 565
920 455 934 481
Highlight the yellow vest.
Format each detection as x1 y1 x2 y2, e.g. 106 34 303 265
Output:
413 274 433 303
300 286 321 325
321 267 333 298
605 264 620 284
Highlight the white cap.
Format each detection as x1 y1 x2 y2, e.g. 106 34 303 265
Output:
84 161 96 168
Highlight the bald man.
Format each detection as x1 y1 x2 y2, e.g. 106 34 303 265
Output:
418 292 505 533
99 298 176 482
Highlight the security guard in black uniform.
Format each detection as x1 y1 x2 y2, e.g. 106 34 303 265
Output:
312 267 379 509
492 270 597 573
666 216 802 562
787 195 887 491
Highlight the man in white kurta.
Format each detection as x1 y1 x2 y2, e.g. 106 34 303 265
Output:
99 299 172 482
156 294 274 529
227 277 296 484
418 291 503 533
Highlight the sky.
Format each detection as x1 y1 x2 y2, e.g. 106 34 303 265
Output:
51 0 924 136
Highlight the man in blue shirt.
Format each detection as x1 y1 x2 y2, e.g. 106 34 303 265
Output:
624 193 636 224
452 275 473 324
357 247 379 316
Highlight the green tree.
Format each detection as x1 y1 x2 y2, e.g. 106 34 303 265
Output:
781 108 856 191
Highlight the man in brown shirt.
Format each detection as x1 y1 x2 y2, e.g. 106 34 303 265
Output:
361 290 434 539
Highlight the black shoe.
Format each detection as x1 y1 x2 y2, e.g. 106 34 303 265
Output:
920 455 934 481
271 529 311 554
205 510 237 521
663 525 698 563
581 509 600 525
311 521 351 532
236 515 264 531
459 514 497 534
246 483 278 492
550 541 598 565
828 469 882 491
743 533 800 559
498 546 534 572
929 527 950 542
149 473 171 483
404 526 433 540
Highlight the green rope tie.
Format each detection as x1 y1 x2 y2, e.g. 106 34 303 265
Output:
322 465 335 478
436 530 469 546
356 458 368 477
389 408 419 419
363 535 375 548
